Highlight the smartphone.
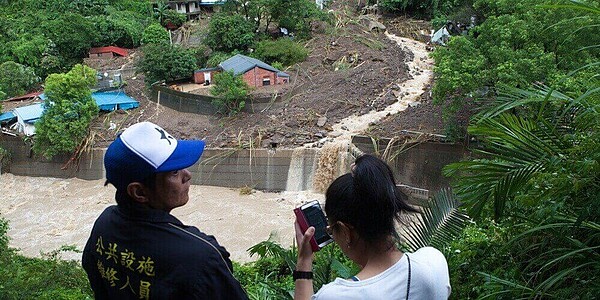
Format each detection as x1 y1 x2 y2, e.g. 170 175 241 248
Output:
294 200 333 252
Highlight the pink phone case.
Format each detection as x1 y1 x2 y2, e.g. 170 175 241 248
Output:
294 207 321 252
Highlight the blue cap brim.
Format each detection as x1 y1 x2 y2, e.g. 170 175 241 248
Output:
156 140 205 172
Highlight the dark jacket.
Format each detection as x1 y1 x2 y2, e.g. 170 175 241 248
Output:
82 205 248 299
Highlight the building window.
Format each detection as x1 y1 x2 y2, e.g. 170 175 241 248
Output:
262 77 271 86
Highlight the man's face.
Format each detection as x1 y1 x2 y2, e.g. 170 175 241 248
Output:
147 168 192 212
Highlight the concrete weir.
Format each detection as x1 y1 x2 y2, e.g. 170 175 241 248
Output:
0 135 348 191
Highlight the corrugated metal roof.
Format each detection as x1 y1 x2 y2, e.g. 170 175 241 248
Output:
195 67 220 73
0 111 15 122
13 103 45 123
39 90 139 112
89 46 129 57
92 91 139 111
5 91 42 102
219 54 280 76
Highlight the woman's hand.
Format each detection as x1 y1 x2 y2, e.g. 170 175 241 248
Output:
294 221 315 271
294 221 315 300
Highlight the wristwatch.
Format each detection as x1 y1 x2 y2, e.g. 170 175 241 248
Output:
293 270 313 280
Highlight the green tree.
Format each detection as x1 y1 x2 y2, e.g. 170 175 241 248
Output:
161 9 187 28
205 13 255 53
42 13 98 65
254 38 308 67
34 64 98 159
431 0 599 138
0 90 5 111
141 23 170 45
379 0 473 18
137 43 197 84
442 2 600 297
210 70 251 115
268 0 325 39
90 8 148 48
8 34 49 69
206 51 239 68
153 0 170 25
0 61 39 98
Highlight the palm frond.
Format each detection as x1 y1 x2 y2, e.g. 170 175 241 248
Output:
474 84 571 120
540 1 600 15
476 272 547 299
401 189 470 252
445 109 567 219
247 231 288 260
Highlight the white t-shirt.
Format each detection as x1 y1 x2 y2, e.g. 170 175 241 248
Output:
312 247 451 300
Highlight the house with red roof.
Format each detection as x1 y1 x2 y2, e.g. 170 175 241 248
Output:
88 46 129 59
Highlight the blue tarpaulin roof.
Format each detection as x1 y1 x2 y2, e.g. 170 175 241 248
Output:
0 111 15 123
39 90 139 112
92 90 139 111
13 103 45 124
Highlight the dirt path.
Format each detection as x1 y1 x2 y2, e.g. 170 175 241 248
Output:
0 173 322 263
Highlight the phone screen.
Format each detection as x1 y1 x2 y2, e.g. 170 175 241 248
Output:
302 203 331 245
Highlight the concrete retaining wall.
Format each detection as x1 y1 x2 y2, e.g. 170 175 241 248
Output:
1 134 467 193
150 84 280 115
0 135 319 191
151 85 220 115
352 135 469 192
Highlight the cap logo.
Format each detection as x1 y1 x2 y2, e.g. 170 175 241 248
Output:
155 127 174 145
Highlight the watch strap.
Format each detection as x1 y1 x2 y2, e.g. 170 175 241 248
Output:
293 270 313 280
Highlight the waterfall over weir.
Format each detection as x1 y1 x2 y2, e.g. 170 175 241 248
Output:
285 143 352 192
285 148 317 191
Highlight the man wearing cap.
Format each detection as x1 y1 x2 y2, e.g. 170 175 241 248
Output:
82 121 247 299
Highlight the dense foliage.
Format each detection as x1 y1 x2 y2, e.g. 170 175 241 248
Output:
0 61 39 98
205 14 257 53
254 39 309 67
141 23 170 45
431 0 600 138
34 64 99 159
137 44 197 85
440 1 600 298
222 0 326 39
210 71 251 115
0 216 93 299
0 0 155 80
379 0 473 19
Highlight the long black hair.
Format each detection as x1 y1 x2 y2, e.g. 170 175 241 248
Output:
324 154 418 244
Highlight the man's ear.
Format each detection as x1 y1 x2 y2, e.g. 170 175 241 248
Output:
127 182 149 204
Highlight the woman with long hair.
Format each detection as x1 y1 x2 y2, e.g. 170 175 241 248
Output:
294 154 451 299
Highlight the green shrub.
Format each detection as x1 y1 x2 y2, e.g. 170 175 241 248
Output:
0 61 39 98
206 51 237 68
137 43 197 84
141 23 170 45
161 9 186 28
445 220 518 299
254 39 308 67
0 216 93 299
210 70 250 115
